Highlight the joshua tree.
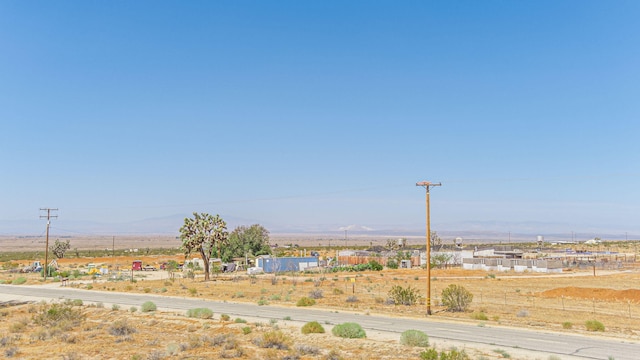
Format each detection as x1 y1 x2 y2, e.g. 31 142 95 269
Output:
179 212 228 281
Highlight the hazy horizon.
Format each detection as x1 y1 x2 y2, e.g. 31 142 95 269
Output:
2 2 639 239
0 213 634 243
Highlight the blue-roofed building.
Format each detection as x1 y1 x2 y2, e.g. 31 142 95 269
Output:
256 255 319 273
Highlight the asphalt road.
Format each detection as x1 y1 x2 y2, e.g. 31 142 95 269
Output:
1 284 638 360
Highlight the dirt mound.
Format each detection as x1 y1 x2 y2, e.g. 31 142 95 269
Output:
540 286 640 302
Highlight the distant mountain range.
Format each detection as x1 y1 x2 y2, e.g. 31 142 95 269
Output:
0 216 635 242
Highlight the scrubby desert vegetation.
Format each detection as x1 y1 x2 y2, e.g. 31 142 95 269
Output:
2 242 640 359
0 299 503 359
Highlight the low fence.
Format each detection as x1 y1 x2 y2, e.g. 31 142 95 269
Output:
462 258 563 273
429 287 640 320
337 256 421 267
210 272 640 321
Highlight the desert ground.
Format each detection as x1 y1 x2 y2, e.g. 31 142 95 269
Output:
0 237 640 359
1 249 639 359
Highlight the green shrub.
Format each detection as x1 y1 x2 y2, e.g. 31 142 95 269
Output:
388 285 420 305
331 322 366 339
471 312 488 321
234 318 247 323
585 320 605 332
242 326 252 335
441 284 473 312
186 308 213 319
220 314 231 321
333 288 344 295
368 260 383 271
296 297 316 307
419 348 438 360
33 302 85 329
439 348 470 360
140 301 157 312
301 321 325 334
11 277 27 285
562 321 573 329
387 259 399 269
400 330 429 347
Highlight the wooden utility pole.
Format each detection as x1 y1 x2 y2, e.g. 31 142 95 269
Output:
416 181 441 315
39 208 58 280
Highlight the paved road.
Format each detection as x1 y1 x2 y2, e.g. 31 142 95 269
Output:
1 284 638 360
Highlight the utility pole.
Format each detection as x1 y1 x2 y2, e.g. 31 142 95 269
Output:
416 181 441 315
39 208 58 280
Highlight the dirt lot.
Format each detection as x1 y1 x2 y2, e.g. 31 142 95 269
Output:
2 255 640 359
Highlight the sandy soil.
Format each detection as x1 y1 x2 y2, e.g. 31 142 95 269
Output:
2 255 640 359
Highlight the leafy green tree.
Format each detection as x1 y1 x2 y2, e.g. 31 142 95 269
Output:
432 253 453 269
179 212 229 281
221 224 271 262
165 260 178 279
51 239 71 259
396 250 412 260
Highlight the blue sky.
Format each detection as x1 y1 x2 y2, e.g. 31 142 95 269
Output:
1 1 639 238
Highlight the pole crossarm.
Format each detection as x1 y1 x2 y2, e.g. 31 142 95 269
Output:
415 181 441 315
415 181 442 191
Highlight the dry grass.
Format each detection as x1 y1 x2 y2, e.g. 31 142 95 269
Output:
0 302 451 359
67 264 640 339
3 253 640 353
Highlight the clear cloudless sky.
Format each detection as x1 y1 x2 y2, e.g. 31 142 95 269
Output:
1 1 639 237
